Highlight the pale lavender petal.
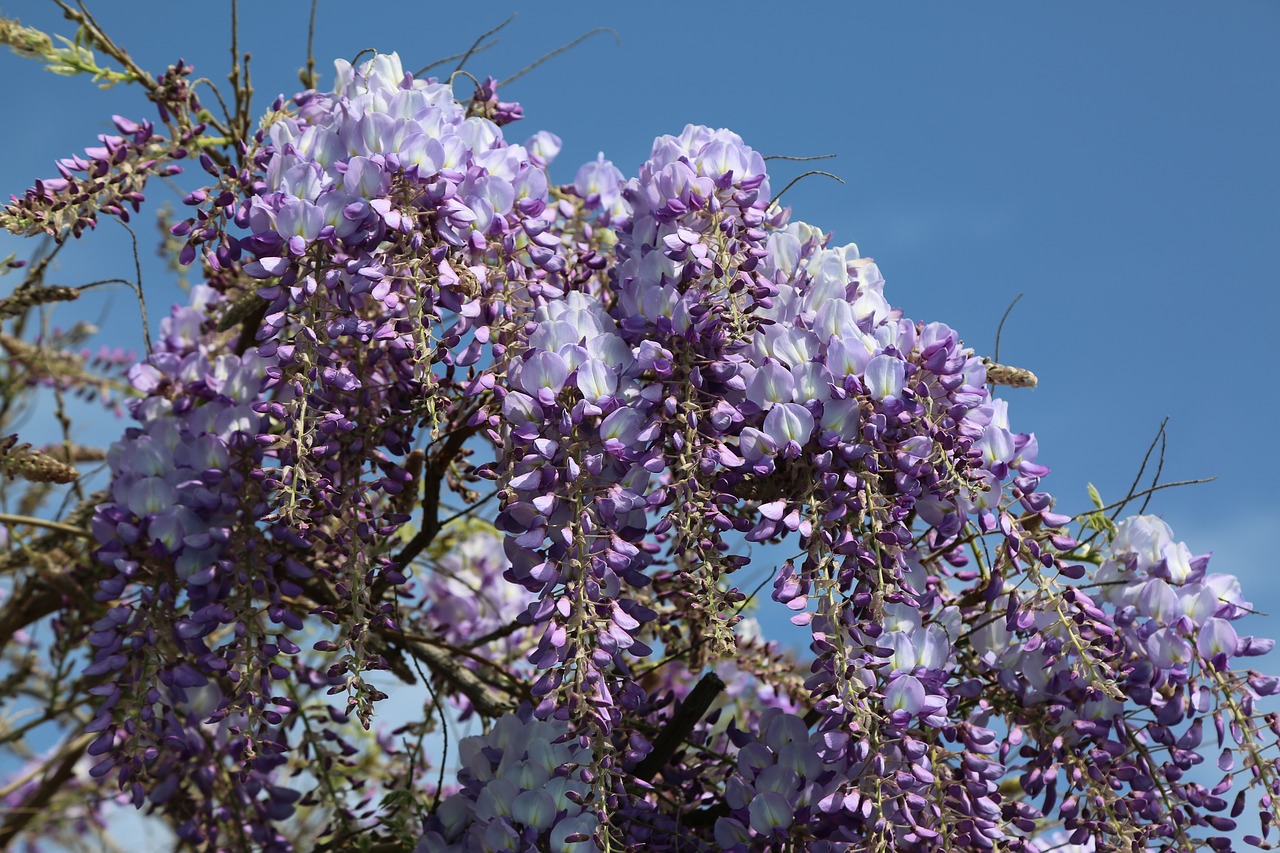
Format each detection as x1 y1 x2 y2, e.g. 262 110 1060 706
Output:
883 675 926 715
865 354 905 401
820 398 861 441
1198 618 1239 658
515 351 570 397
748 791 794 835
763 403 814 447
747 362 794 408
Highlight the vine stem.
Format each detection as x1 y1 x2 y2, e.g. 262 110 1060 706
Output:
0 513 89 538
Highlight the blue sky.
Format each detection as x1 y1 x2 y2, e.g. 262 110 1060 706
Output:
0 0 1278 837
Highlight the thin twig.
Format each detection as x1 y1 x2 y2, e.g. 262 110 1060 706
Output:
229 0 241 140
763 153 837 162
190 78 234 139
1137 427 1168 515
408 644 448 814
303 0 319 89
434 490 497 530
113 221 151 353
240 52 254 155
448 69 482 99
454 14 518 76
1079 477 1214 521
1109 418 1169 522
415 40 500 78
993 291 1024 367
769 170 844 208
0 513 90 538
500 28 621 88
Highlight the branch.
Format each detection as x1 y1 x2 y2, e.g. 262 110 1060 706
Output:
0 732 92 849
0 513 89 538
453 14 517 76
414 40 499 78
232 299 268 356
632 671 725 783
992 291 1024 366
768 170 844 208
393 424 478 569
1080 477 1214 521
499 27 620 88
302 0 319 89
393 634 514 718
763 153 837 163
464 615 527 650
1110 418 1169 522
53 1 157 90
0 497 99 650
298 576 515 717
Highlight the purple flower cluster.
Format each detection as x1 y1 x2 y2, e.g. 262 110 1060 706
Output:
12 46 1271 852
78 54 577 848
612 124 771 339
418 711 600 853
492 127 779 747
4 56 206 241
241 52 551 265
965 514 1280 849
480 117 1279 849
94 289 267 583
713 709 854 849
2 113 185 240
178 52 570 738
1099 514 1260 675
84 285 307 847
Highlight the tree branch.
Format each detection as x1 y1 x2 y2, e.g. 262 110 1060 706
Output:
0 732 92 849
393 424 478 570
632 671 725 783
299 576 515 717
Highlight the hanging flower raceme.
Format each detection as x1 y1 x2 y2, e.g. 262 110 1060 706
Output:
970 514 1280 850
86 286 310 849
418 710 601 853
171 52 575 732
488 287 663 831
598 126 781 672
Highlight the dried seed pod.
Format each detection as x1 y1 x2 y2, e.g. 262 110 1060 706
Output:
0 434 80 484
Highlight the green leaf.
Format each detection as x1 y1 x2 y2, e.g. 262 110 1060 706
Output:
1087 482 1104 510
